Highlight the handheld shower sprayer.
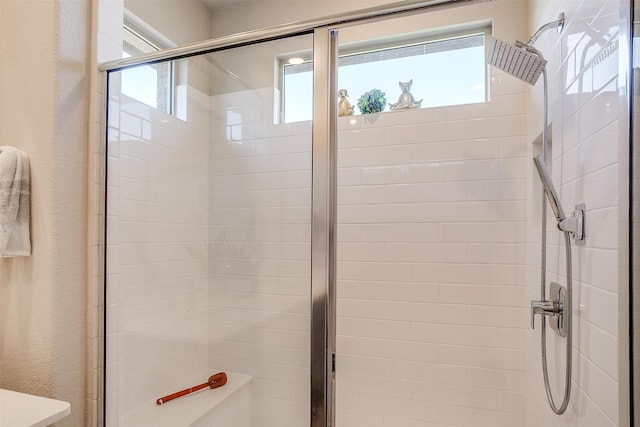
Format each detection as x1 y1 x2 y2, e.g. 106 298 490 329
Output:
533 155 566 222
533 155 585 240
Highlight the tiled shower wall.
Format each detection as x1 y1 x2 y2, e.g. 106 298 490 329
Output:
105 59 212 425
334 84 530 426
207 81 313 426
205 82 532 427
524 0 625 425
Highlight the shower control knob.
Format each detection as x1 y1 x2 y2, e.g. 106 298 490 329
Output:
531 299 563 329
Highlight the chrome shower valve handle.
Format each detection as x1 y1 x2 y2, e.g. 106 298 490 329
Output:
531 282 567 337
531 299 563 329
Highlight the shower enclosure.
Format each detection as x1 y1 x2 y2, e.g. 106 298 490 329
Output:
100 0 632 426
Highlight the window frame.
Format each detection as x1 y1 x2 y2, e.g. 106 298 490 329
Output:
278 24 492 123
121 16 178 117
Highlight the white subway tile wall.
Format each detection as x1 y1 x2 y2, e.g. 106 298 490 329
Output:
524 0 623 425
206 36 314 427
335 79 529 425
106 57 213 426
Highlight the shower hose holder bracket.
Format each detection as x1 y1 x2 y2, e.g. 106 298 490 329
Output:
557 203 585 245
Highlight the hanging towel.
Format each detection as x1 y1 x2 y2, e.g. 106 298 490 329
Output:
0 146 31 257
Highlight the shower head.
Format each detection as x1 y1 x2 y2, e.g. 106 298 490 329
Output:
486 12 565 85
533 155 566 222
487 37 547 85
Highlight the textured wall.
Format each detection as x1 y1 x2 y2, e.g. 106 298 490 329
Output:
0 1 91 426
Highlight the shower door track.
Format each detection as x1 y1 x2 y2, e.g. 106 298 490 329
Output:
99 1 488 426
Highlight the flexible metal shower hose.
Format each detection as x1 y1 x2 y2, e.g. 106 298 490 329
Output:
538 68 572 416
540 231 573 414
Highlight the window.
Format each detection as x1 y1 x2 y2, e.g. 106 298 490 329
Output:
281 27 489 123
121 24 174 115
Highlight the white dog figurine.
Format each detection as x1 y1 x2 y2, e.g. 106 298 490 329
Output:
338 89 354 116
389 80 422 110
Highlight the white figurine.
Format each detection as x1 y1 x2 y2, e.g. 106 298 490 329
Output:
389 79 422 110
338 89 354 116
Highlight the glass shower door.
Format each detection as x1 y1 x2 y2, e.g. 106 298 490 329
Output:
105 33 313 427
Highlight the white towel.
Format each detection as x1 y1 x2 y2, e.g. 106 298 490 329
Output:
0 146 31 257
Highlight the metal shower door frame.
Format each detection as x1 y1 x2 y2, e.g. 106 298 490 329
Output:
310 26 338 427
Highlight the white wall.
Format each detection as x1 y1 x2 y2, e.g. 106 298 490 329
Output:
0 1 91 426
524 0 626 425
210 0 425 38
126 0 211 46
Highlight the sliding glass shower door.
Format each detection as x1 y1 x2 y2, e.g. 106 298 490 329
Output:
105 34 314 427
